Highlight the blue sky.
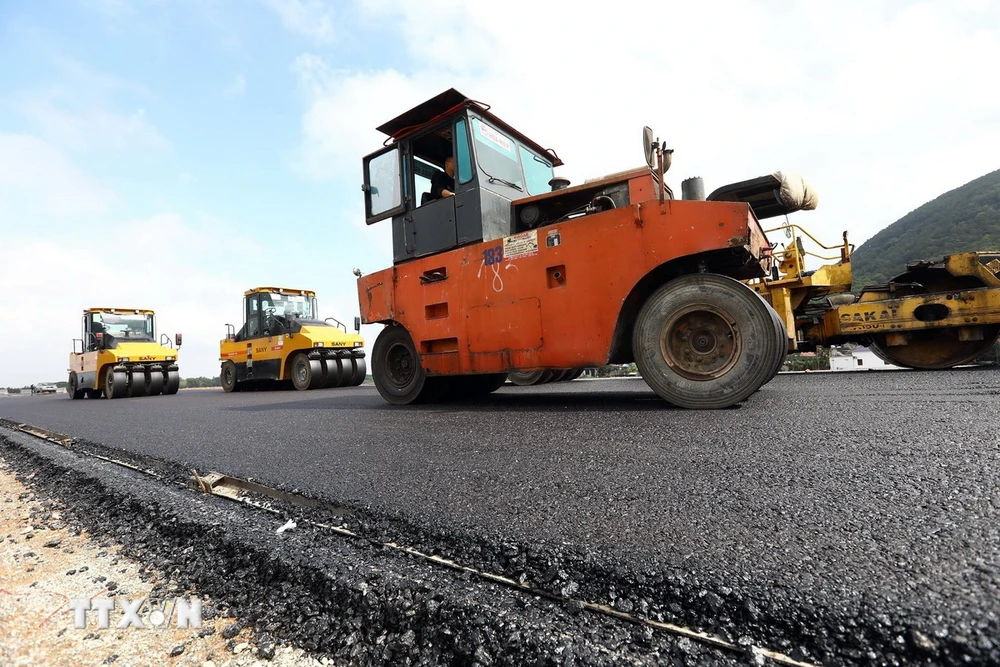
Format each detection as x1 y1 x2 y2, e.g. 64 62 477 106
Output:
2 0 999 386
2 0 347 238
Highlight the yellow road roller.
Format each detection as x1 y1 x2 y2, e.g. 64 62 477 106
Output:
67 308 182 399
219 287 366 392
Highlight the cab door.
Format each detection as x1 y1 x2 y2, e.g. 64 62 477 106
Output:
245 293 262 341
362 145 407 224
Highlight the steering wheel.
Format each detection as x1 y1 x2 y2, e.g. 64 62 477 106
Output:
262 307 284 337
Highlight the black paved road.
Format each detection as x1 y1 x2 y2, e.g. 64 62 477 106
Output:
3 369 999 664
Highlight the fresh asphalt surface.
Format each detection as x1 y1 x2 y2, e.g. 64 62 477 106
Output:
3 369 999 662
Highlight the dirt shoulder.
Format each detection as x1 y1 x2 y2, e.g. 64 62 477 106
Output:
0 458 328 667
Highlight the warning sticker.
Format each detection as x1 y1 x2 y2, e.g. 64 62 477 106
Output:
503 231 538 260
478 123 512 152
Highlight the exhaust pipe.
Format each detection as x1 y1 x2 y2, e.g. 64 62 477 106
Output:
682 177 705 201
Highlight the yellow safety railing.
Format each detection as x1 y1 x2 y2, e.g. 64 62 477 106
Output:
762 224 853 280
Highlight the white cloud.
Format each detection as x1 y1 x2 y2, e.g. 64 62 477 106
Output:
0 133 117 216
16 90 170 155
291 59 440 181
290 0 1000 251
261 0 336 42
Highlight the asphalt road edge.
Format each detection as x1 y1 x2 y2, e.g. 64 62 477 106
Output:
0 426 750 666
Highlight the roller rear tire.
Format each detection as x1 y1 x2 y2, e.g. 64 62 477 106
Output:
633 274 783 409
67 372 86 400
508 370 546 386
372 325 439 405
221 360 239 393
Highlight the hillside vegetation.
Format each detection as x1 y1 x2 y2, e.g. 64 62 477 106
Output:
850 169 1000 291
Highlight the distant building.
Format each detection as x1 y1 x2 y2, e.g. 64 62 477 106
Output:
829 346 902 371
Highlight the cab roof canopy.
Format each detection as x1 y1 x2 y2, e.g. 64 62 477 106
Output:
375 88 564 167
245 287 316 297
85 308 155 315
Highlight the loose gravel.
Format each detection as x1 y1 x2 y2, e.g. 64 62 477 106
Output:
0 427 747 666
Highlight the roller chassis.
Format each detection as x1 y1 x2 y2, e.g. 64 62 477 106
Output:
219 339 367 393
219 287 366 393
749 224 1000 369
356 89 800 409
67 308 182 400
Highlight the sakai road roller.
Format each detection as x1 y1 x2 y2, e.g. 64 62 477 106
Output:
67 308 182 399
355 89 806 408
746 222 1000 368
219 287 366 392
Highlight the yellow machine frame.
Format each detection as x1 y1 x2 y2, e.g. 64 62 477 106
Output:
67 308 182 399
219 287 366 391
749 226 1000 368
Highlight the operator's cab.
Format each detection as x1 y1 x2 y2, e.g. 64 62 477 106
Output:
227 287 362 343
232 288 321 342
362 88 566 264
81 309 156 351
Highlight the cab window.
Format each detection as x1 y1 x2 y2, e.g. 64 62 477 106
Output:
471 118 524 193
411 125 455 207
455 118 473 184
245 294 261 338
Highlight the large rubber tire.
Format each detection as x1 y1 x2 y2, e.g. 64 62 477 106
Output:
508 370 546 386
633 274 783 409
537 370 559 384
221 360 239 393
765 302 789 380
291 354 324 391
336 358 356 387
163 370 180 395
371 325 438 405
104 369 127 399
562 368 585 382
350 357 367 386
147 369 163 396
128 369 148 397
322 357 344 388
67 372 85 400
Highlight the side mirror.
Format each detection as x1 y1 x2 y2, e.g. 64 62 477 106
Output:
354 316 361 333
643 126 656 169
175 333 183 348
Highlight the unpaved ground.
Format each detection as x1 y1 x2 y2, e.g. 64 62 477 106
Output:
0 458 332 667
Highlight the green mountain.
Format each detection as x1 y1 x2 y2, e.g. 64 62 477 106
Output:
850 168 1000 291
